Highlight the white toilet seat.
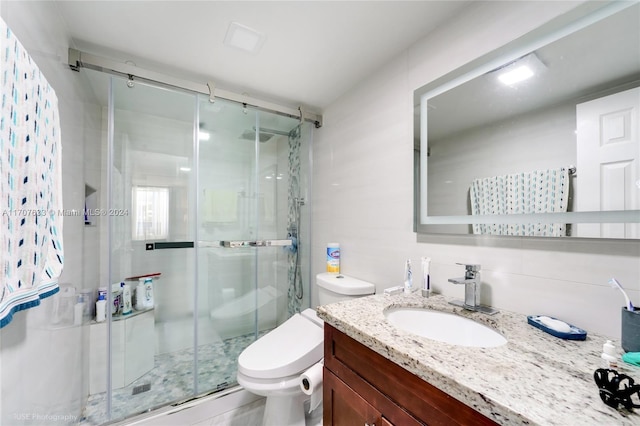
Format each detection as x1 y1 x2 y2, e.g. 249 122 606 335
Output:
238 309 324 380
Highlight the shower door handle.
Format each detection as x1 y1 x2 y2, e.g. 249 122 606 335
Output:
146 241 195 250
219 239 292 248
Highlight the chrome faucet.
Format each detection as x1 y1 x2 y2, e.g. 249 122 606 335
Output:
448 263 498 315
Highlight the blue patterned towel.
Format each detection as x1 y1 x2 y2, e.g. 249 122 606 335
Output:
0 17 64 328
470 167 570 236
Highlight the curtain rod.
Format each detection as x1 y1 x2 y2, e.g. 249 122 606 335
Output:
67 48 323 128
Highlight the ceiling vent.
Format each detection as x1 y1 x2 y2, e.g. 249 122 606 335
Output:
224 22 265 55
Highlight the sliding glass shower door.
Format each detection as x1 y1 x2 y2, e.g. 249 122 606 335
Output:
106 78 197 422
86 75 312 425
195 97 310 393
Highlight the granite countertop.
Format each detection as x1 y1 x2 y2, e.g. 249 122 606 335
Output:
316 292 640 426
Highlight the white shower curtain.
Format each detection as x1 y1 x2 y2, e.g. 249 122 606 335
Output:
0 17 64 328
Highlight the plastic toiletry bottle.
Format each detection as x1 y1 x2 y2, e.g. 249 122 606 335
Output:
327 243 340 274
144 277 154 309
122 282 132 315
96 293 106 322
421 257 431 297
79 289 93 320
74 294 85 326
98 287 107 303
112 283 122 316
601 340 618 368
404 259 413 294
135 278 146 310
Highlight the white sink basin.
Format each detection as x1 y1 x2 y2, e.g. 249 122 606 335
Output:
384 307 507 348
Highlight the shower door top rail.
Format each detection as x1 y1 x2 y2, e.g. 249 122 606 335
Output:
68 48 323 128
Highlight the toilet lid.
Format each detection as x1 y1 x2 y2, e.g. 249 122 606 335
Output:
238 312 324 379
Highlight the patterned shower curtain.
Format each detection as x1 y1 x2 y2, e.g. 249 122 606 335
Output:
0 17 64 328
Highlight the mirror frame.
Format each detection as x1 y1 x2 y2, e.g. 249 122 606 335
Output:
414 1 640 238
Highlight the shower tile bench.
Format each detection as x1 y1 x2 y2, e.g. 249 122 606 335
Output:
89 309 155 394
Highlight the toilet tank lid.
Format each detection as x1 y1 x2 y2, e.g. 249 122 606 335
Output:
316 273 375 295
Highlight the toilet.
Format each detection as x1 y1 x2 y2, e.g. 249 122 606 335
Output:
237 273 375 426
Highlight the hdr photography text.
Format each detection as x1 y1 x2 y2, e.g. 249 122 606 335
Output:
2 208 129 217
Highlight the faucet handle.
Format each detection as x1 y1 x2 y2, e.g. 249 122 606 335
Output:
456 263 481 272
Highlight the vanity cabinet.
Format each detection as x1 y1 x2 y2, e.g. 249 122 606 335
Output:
323 324 498 426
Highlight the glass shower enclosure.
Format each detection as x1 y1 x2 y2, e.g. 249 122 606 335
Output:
84 74 312 424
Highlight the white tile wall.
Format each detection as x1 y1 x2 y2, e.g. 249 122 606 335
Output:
0 0 101 423
311 0 640 340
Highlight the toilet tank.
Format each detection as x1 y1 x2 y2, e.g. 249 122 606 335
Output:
316 273 375 305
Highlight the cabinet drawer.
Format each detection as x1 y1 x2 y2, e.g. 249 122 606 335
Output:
324 324 498 426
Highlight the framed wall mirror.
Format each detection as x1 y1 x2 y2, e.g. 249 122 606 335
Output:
414 1 640 239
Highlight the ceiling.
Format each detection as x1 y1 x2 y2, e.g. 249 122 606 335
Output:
54 0 471 112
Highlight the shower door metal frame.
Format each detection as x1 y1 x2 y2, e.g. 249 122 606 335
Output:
68 48 323 128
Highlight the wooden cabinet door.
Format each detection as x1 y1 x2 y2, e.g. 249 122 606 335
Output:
324 369 381 426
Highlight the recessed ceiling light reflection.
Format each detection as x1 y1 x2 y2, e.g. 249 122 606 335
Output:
495 52 546 86
498 65 534 85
